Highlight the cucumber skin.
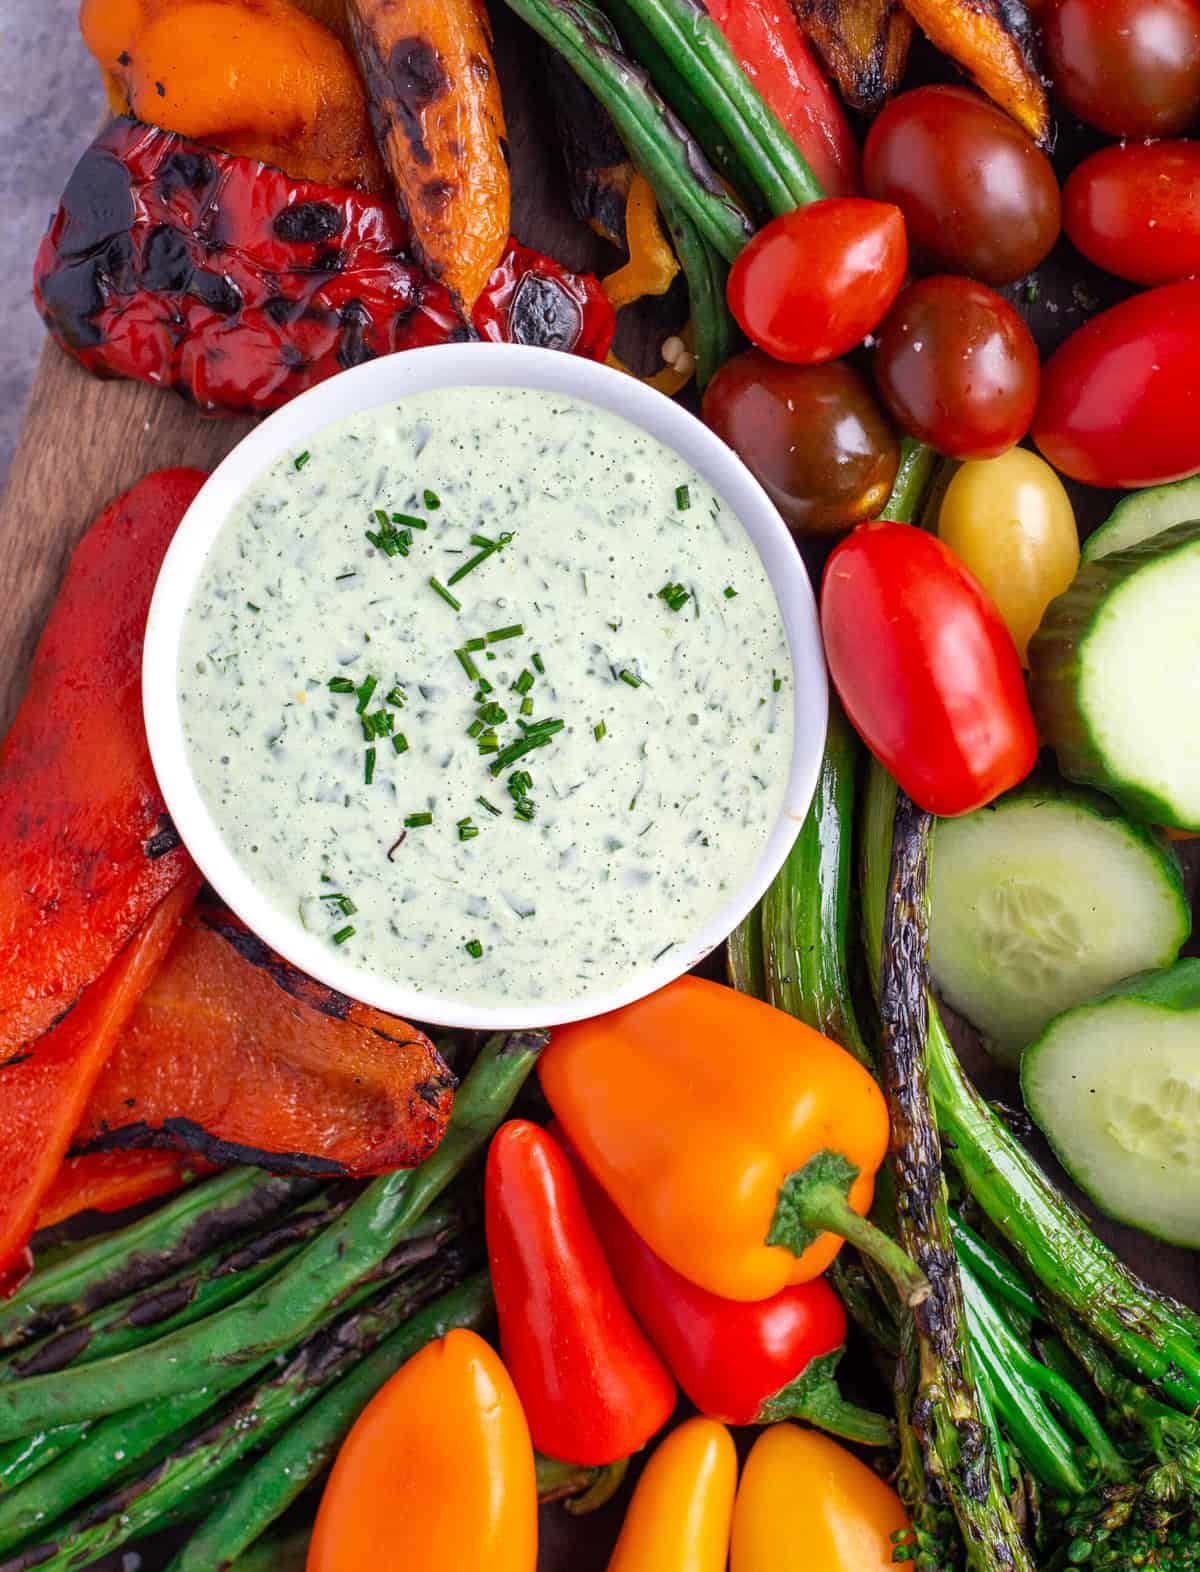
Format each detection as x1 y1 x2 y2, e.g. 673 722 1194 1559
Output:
1081 477 1200 562
1029 523 1200 830
1021 959 1200 1245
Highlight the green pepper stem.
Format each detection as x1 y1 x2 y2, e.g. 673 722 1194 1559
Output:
758 1349 894 1445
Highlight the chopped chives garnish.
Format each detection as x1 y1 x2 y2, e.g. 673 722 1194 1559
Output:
404 811 433 828
657 582 689 613
485 651 497 662
653 942 676 961
520 696 534 716
392 733 409 754
294 451 311 471
458 822 479 842
467 719 485 739
594 721 607 741
724 586 737 599
455 647 480 681
446 531 514 587
328 676 355 693
391 513 427 529
320 893 357 916
477 701 508 726
465 637 486 652
375 508 390 528
532 653 545 675
619 669 643 688
478 730 500 750
429 577 461 611
508 770 533 797
675 484 691 510
335 571 357 581
364 709 394 738
364 748 377 785
514 800 536 821
489 722 564 775
513 669 534 695
474 679 494 697
423 489 441 510
385 686 407 708
355 675 378 714
465 938 483 959
246 601 261 613
486 623 523 643
332 925 355 945
773 672 783 692
477 796 501 817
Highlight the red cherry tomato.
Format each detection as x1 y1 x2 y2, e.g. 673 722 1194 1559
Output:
820 521 1038 817
726 199 908 364
1063 141 1200 286
1033 280 1200 487
703 350 899 537
873 276 1040 459
1043 0 1200 136
863 86 1061 286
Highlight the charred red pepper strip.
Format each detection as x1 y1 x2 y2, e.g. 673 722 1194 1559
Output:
0 874 201 1288
34 118 614 413
34 1151 219 1232
484 1121 676 1467
0 468 203 1059
73 900 456 1178
558 1129 893 1444
706 0 861 197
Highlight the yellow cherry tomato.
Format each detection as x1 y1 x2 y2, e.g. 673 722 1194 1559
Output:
607 1418 737 1572
938 448 1079 664
730 1424 910 1572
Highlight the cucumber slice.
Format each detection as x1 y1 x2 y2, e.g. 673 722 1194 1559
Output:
929 783 1188 1066
1022 961 1200 1246
1081 476 1200 561
1029 523 1200 830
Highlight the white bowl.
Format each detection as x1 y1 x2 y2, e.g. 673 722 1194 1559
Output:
144 343 828 1030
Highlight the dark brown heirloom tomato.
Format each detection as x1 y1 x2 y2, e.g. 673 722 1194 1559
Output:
873 276 1039 460
862 86 1060 286
702 350 899 538
1063 141 1200 286
1043 0 1200 137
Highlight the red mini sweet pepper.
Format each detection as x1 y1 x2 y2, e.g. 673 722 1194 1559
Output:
557 1129 892 1446
484 1120 676 1467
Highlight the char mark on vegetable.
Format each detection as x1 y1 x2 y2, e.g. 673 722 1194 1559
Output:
78 1118 351 1178
144 815 181 859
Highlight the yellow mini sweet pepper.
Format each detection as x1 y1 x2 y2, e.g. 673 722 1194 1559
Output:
607 1418 737 1572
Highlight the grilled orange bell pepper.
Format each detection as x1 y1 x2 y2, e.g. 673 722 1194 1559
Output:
607 1418 737 1572
307 1328 537 1572
34 1151 217 1231
80 0 387 190
541 975 926 1306
730 1424 910 1572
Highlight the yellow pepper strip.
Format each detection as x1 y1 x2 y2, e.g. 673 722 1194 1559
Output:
730 1424 911 1572
603 174 681 309
607 1418 737 1572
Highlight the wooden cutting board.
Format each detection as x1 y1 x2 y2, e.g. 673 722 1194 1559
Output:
1 9 1198 1568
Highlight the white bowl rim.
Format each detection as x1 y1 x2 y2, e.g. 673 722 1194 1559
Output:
143 343 829 1030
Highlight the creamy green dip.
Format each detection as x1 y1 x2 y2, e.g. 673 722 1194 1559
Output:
179 385 793 1007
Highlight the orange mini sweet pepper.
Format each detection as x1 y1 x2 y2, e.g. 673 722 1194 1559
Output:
607 1418 737 1572
306 1328 537 1572
730 1424 911 1572
540 975 927 1306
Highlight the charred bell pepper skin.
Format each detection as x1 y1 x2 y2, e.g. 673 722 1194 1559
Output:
606 1418 737 1572
560 1131 892 1444
307 1328 538 1572
730 1424 911 1571
485 1121 676 1466
34 119 614 414
73 899 455 1178
541 975 924 1305
0 876 200 1288
0 467 202 1058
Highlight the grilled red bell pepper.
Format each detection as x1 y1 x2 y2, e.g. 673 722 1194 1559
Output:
484 1120 676 1467
34 1151 218 1232
72 899 455 1177
707 0 861 196
0 468 202 1060
557 1129 891 1444
0 875 200 1288
34 118 614 414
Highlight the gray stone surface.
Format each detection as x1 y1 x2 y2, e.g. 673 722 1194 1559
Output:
0 0 103 489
